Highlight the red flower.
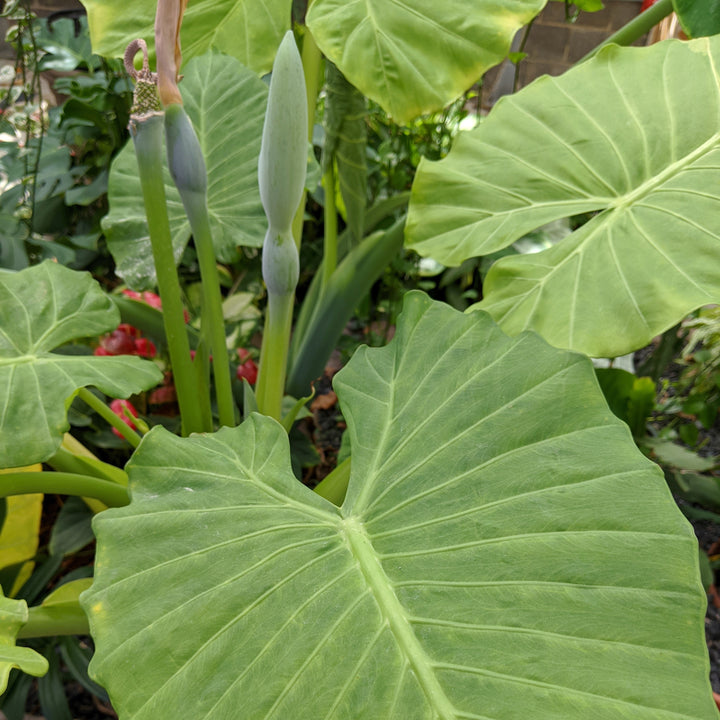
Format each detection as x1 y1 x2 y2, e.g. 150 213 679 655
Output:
95 326 137 356
236 348 258 385
122 289 189 322
109 399 139 438
94 323 156 358
133 337 157 358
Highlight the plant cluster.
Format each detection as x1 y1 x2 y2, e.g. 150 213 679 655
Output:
2 0 720 718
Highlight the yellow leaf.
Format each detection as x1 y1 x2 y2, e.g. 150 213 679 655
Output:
0 465 43 596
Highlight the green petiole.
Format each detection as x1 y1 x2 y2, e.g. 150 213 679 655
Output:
164 103 236 429
0 471 129 508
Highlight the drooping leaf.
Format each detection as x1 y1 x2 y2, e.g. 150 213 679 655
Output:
673 0 720 38
104 51 268 289
306 0 546 124
0 262 162 467
79 0 291 75
83 292 714 719
0 589 48 693
323 62 367 244
407 37 720 357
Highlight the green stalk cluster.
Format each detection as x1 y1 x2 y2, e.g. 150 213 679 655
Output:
124 39 207 435
256 31 308 420
164 103 236 428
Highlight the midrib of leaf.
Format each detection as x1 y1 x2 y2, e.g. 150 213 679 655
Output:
341 516 458 719
608 131 720 211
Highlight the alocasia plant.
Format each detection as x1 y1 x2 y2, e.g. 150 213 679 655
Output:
2 0 720 717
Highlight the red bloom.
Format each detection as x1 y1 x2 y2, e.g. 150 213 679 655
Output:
95 326 137 355
95 323 156 358
133 337 157 358
109 399 139 438
236 348 258 385
122 289 189 322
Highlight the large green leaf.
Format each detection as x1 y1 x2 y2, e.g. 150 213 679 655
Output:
0 589 48 692
104 51 268 289
674 0 720 38
79 0 291 74
407 37 720 358
306 0 546 124
0 262 162 468
83 293 714 718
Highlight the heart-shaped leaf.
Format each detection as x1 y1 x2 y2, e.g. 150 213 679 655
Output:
104 51 268 289
306 0 547 123
79 0 291 75
407 37 720 357
83 292 714 719
0 262 162 468
0 590 48 693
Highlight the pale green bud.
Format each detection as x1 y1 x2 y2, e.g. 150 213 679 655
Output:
258 31 308 235
165 103 207 199
262 228 299 296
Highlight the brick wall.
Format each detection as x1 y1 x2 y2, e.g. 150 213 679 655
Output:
483 0 645 108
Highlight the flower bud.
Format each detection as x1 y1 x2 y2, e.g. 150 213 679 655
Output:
262 228 299 296
165 103 207 199
258 31 308 235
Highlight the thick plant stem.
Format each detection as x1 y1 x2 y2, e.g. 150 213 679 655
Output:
77 388 141 448
322 162 338 292
291 28 323 250
581 0 673 62
19 603 89 639
46 435 128 514
164 103 236 429
131 113 207 435
256 291 294 420
55 434 127 486
0 472 129 507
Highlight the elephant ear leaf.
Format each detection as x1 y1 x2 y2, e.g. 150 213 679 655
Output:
407 36 720 357
0 589 48 692
79 0 290 74
0 262 162 468
83 292 714 719
307 0 546 123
